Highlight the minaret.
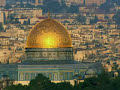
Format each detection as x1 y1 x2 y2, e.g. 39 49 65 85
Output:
35 0 39 6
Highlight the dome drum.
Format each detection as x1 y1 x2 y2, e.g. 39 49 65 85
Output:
25 48 73 61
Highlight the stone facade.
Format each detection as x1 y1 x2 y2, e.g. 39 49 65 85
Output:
25 48 73 61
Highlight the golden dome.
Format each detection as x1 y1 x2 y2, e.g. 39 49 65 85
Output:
26 18 72 48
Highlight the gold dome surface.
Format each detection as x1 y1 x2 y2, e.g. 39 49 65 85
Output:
26 18 72 48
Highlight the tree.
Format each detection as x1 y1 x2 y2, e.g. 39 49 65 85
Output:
113 10 120 28
15 18 20 24
28 74 55 90
75 14 86 24
6 72 120 90
112 63 118 71
68 5 79 13
104 16 109 20
88 54 96 59
99 0 114 13
56 82 73 90
23 20 28 25
6 84 27 90
61 0 68 13
90 16 98 25
0 23 4 31
76 71 113 90
28 18 30 25
3 12 6 24
4 4 12 9
8 14 15 23
97 25 104 29
43 0 62 13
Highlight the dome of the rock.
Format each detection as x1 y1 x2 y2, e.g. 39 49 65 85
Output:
26 18 72 48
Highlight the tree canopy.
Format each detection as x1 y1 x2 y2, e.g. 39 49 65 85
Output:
0 23 4 31
113 10 120 25
43 0 62 13
90 16 98 25
75 14 86 24
6 71 120 90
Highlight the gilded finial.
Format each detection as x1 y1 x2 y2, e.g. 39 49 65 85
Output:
48 9 50 18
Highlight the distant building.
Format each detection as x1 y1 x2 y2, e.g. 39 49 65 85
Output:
0 0 6 7
0 11 4 24
13 8 42 18
85 0 106 5
35 0 39 6
62 0 106 6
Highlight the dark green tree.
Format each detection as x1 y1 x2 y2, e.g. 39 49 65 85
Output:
61 0 68 13
97 25 104 29
75 14 86 24
99 0 114 13
88 54 96 59
43 0 62 13
23 20 28 25
76 71 113 90
68 5 79 13
0 23 4 31
90 16 98 25
28 74 55 90
4 4 12 9
104 16 109 20
56 82 73 90
28 18 30 25
113 10 120 28
6 84 27 90
15 18 20 24
8 14 15 23
3 12 6 24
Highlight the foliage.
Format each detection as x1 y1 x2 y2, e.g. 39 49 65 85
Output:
3 12 6 24
90 16 98 25
67 5 79 13
6 72 120 90
97 25 104 29
8 14 21 24
112 63 119 71
0 23 4 31
99 0 114 13
43 0 62 13
104 16 109 20
4 4 12 9
113 10 120 27
9 14 15 22
28 74 54 90
42 0 79 13
23 18 30 25
75 14 86 24
88 53 96 59
56 82 73 90
75 71 113 90
6 74 73 90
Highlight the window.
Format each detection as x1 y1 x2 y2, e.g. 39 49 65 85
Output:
25 73 29 80
64 72 68 80
31 73 35 80
20 72 24 80
60 72 63 80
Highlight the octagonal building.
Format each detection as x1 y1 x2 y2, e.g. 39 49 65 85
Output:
0 18 102 85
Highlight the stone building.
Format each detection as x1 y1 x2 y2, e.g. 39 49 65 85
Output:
0 0 6 7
